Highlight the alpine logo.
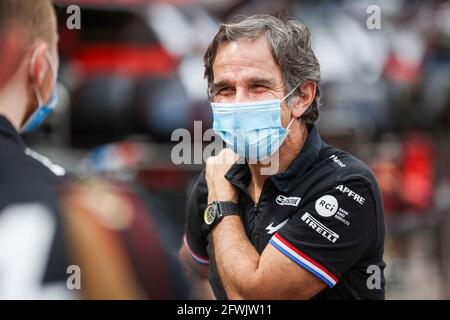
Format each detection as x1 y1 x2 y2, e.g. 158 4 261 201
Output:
301 212 340 243
265 219 289 234
276 195 301 207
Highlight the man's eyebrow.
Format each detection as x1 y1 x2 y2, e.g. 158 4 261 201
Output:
212 80 231 90
246 77 278 87
212 77 278 90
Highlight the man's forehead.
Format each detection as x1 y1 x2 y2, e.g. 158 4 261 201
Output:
214 37 276 67
213 37 282 84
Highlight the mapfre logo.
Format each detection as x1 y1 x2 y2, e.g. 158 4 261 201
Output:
276 195 301 207
315 195 338 217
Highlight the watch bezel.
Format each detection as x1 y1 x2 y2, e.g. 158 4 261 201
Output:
204 201 239 232
204 202 217 226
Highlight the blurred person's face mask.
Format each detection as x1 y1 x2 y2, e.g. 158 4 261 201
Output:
211 84 300 161
21 49 58 133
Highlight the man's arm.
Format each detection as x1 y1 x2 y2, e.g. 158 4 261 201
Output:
211 215 326 299
178 244 215 299
179 172 215 299
205 149 326 299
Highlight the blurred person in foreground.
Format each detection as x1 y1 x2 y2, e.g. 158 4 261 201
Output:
0 0 69 298
0 0 188 299
180 15 386 300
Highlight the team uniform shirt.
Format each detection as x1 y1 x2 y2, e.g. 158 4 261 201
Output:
184 124 386 299
0 115 71 299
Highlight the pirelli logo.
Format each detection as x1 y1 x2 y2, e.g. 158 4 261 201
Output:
301 212 340 243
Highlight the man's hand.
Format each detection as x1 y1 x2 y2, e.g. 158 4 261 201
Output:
193 148 327 300
205 149 239 204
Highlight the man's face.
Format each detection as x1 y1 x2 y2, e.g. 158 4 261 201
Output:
211 36 293 128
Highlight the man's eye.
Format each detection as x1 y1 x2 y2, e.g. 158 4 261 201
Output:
218 87 234 95
251 85 268 93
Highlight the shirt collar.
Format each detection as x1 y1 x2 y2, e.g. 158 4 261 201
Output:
225 124 323 194
0 115 26 147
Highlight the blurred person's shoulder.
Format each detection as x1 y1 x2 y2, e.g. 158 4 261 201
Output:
0 117 67 179
60 178 191 299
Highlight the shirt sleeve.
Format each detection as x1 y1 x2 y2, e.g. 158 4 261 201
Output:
269 179 377 287
183 171 210 265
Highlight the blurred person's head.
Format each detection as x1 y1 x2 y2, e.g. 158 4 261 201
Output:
0 0 59 132
204 15 321 165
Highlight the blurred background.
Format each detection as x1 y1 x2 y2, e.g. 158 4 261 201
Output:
25 0 450 299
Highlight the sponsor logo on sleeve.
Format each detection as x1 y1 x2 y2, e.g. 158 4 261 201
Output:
335 185 365 205
315 195 338 217
329 154 346 168
301 212 339 243
314 195 351 226
276 195 301 207
334 207 350 226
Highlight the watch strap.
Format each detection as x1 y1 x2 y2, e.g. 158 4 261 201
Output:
217 201 239 217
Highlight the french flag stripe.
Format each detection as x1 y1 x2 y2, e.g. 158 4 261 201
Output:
270 233 338 287
183 234 210 265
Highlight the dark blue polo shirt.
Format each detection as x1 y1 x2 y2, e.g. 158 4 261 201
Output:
184 124 386 299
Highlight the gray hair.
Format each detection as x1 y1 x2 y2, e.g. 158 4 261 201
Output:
204 14 321 125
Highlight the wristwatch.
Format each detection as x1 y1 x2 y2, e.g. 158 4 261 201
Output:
204 201 239 231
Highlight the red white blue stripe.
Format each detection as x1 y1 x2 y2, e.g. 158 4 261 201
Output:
183 234 210 265
270 233 338 287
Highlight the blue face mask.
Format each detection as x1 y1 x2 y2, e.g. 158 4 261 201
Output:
211 85 299 161
20 51 58 134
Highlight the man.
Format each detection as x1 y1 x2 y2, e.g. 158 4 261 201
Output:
0 0 189 299
0 0 70 298
180 15 386 300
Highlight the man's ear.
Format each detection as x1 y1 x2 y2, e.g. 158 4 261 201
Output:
291 81 316 118
29 42 50 89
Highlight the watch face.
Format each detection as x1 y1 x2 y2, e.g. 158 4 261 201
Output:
204 204 216 225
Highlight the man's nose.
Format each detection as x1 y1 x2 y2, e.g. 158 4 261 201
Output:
233 88 251 104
